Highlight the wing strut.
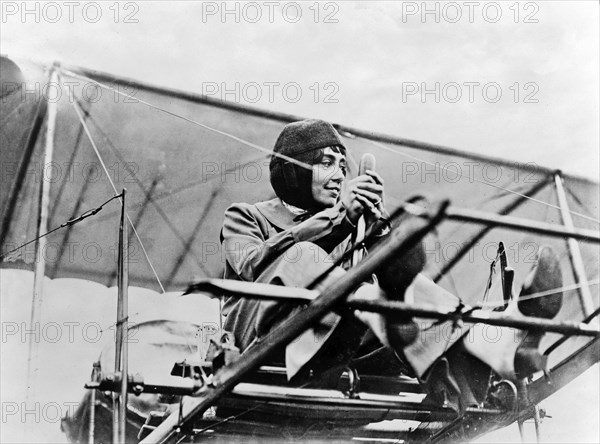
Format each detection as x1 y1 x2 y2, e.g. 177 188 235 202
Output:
25 64 58 416
554 171 595 316
113 189 129 444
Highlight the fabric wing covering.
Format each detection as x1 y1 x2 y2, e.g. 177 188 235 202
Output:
1 57 599 366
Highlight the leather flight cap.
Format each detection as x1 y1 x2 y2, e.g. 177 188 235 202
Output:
273 119 346 157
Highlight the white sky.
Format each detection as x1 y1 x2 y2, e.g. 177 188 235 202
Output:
1 0 599 181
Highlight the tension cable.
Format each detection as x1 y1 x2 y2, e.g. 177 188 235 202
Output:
0 193 122 261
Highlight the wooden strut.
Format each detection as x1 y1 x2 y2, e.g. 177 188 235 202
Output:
347 300 600 338
139 201 449 444
554 172 594 316
544 306 600 356
25 65 57 415
88 361 100 444
109 179 157 287
443 205 599 243
112 189 129 444
190 279 600 339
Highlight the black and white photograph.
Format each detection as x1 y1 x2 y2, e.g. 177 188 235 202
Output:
1 1 599 443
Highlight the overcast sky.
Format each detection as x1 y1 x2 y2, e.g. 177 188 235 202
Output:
2 1 599 180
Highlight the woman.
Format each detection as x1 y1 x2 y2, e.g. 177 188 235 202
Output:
220 118 419 384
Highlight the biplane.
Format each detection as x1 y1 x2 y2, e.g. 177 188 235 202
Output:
1 55 599 443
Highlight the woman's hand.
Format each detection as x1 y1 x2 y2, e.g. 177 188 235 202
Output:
342 170 385 224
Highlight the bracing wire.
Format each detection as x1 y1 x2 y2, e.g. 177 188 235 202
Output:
478 279 600 309
60 68 315 174
82 109 211 277
0 193 122 260
60 73 166 293
364 139 600 225
0 98 28 125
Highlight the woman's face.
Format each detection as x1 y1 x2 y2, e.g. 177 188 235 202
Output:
311 147 347 208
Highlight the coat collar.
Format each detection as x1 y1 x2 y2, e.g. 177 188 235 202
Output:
254 198 300 230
